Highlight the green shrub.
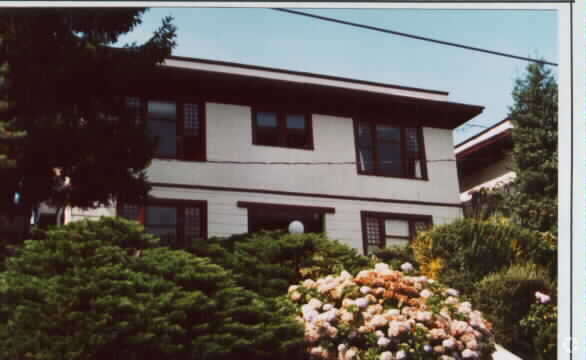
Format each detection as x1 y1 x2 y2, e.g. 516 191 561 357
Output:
472 263 554 359
521 300 557 360
191 231 370 298
412 217 556 294
371 245 418 271
0 218 305 360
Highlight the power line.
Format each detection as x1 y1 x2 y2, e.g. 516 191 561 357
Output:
272 8 558 67
205 158 498 165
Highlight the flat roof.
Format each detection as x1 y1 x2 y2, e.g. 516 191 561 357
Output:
455 119 513 156
165 56 450 100
128 55 485 129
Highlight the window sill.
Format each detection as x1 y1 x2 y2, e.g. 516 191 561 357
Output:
252 143 314 151
356 171 429 181
153 156 207 163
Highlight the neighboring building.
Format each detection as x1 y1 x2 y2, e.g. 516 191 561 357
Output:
68 56 483 255
454 119 514 215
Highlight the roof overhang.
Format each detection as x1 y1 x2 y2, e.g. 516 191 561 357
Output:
120 56 484 130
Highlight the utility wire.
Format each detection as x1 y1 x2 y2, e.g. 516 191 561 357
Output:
205 158 496 165
273 8 558 67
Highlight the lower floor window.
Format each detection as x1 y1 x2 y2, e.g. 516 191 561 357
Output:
361 211 432 255
238 201 335 234
118 200 207 248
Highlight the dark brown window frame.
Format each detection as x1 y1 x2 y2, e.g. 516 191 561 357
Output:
251 108 314 150
117 198 208 248
237 201 333 233
129 96 207 162
360 211 432 255
353 118 428 180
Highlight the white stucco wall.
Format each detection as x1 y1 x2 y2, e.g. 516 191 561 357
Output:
146 102 462 205
149 185 462 251
68 101 464 253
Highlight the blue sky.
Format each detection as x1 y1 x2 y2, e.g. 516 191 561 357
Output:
117 8 558 144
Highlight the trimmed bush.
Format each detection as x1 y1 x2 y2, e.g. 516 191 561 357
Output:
372 245 419 272
411 217 556 294
191 231 370 298
0 218 305 360
471 263 554 359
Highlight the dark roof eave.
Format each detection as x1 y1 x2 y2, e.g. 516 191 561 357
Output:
133 61 485 130
167 55 450 96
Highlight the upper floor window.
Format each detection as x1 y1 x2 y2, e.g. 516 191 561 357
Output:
355 119 427 179
252 109 313 150
118 200 207 248
127 97 206 161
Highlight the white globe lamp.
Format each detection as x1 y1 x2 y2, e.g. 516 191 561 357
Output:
288 220 304 234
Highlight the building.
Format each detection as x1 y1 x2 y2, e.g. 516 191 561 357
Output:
454 119 514 216
67 56 483 255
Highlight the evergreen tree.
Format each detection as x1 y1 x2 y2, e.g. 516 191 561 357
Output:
0 218 306 360
0 9 176 217
502 62 558 233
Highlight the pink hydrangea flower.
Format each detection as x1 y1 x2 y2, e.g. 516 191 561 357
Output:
535 291 551 304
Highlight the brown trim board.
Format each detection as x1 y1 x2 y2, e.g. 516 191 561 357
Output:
237 201 335 213
151 182 463 209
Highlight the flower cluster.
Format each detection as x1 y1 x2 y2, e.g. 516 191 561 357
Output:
289 263 495 360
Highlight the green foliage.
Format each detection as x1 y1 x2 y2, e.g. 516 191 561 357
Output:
472 263 554 359
411 217 556 294
520 301 557 360
0 218 305 360
499 62 558 233
371 245 418 271
0 9 177 213
191 231 370 298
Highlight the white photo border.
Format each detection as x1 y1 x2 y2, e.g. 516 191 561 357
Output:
0 1 581 359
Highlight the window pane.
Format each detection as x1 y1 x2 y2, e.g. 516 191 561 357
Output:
408 160 423 179
365 217 382 246
256 112 277 127
145 206 178 247
148 101 176 122
119 204 140 221
358 122 373 147
385 219 409 237
405 128 424 178
184 103 200 136
146 206 177 226
126 97 141 124
376 125 401 143
359 148 374 172
386 237 409 248
147 101 177 157
378 142 403 176
286 114 306 129
287 130 308 148
185 207 202 245
406 128 420 154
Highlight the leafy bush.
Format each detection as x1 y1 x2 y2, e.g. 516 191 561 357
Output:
191 231 370 298
288 263 496 360
0 218 305 360
471 263 554 359
412 217 555 294
520 294 557 360
372 245 419 272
